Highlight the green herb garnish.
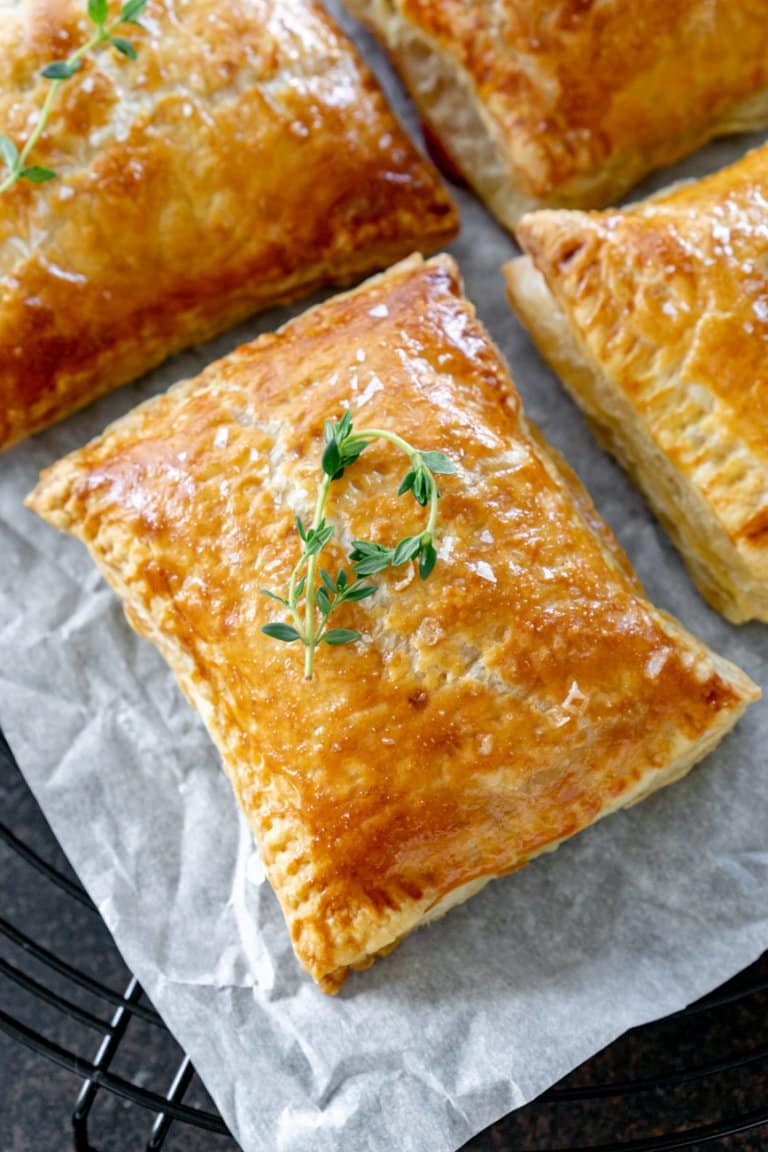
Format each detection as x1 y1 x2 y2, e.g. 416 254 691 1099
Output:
261 409 456 679
0 0 148 194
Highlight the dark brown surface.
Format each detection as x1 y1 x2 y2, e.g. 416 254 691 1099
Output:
466 954 768 1150
2 738 767 1151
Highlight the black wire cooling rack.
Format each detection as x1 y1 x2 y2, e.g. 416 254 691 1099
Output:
2 723 768 1152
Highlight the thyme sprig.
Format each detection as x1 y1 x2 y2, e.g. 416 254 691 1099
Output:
0 0 148 193
261 409 456 679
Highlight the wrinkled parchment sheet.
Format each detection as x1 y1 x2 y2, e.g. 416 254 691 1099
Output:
1 9 767 1149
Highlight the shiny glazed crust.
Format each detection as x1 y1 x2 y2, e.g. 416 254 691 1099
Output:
0 0 457 453
506 143 768 623
27 255 759 991
343 0 768 227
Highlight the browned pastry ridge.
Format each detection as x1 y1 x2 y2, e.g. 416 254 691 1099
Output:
27 255 759 991
0 0 457 453
505 142 768 624
343 0 768 227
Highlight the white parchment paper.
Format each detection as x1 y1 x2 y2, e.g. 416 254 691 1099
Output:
2 10 767 1149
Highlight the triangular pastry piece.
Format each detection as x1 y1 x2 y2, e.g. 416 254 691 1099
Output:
506 142 768 623
28 256 759 991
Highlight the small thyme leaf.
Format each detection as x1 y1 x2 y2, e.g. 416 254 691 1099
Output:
419 542 438 581
260 409 455 678
321 439 341 478
412 470 431 507
305 523 334 555
322 629 360 646
261 623 301 643
88 0 109 25
397 470 416 497
350 546 394 576
420 451 456 475
41 60 83 80
19 166 57 183
120 0 149 23
111 35 138 59
320 569 336 594
349 541 381 558
260 590 289 606
343 583 377 602
392 536 422 566
339 443 365 469
0 135 18 170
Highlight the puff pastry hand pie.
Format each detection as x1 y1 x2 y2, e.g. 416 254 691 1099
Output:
344 0 768 228
506 142 768 623
27 255 759 991
0 0 457 453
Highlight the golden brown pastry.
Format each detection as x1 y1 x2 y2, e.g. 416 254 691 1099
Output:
0 0 457 453
27 254 759 992
343 0 768 228
506 143 768 624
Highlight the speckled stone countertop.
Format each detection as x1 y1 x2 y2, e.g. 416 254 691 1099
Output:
3 739 767 1152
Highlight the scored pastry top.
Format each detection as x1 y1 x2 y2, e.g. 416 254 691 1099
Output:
27 254 759 990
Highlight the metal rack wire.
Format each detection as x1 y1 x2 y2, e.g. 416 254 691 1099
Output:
2 724 767 1152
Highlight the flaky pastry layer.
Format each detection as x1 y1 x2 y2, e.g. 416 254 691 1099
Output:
344 0 768 227
506 142 768 623
0 0 457 452
28 255 759 991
